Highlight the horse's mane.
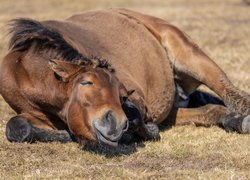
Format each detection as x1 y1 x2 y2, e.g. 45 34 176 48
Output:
8 18 113 70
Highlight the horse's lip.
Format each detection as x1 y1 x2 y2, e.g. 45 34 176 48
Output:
93 126 119 147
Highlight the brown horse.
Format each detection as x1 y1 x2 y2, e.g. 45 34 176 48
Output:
0 8 249 147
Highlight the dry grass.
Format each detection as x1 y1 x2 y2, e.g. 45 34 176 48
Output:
0 0 250 179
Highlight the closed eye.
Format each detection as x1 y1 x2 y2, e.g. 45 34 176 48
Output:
80 81 93 86
120 96 128 104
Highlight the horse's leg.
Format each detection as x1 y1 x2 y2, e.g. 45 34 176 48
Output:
159 26 250 116
154 24 250 116
6 113 73 143
165 105 250 133
115 9 250 116
120 99 160 144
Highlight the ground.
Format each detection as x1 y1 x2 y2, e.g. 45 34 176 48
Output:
0 0 249 179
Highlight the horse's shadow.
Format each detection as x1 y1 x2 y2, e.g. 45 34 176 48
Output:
81 141 145 158
80 124 173 157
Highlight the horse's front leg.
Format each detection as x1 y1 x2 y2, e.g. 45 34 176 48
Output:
6 113 73 143
121 99 160 144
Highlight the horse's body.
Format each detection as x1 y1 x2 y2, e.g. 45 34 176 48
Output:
0 9 249 146
47 9 176 124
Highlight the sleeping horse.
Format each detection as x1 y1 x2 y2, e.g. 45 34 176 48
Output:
0 9 249 147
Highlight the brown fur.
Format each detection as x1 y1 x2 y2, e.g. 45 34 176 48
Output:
0 9 249 146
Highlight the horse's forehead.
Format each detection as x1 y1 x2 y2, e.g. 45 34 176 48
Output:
79 69 116 84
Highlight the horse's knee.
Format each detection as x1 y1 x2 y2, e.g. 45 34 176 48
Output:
6 116 32 142
220 114 250 134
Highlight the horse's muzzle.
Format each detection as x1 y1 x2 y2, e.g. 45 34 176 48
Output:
93 111 128 146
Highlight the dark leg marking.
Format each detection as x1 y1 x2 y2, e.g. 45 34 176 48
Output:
6 116 32 142
120 99 160 144
6 116 73 143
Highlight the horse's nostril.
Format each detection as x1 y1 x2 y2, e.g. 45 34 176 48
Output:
103 111 117 135
105 110 112 119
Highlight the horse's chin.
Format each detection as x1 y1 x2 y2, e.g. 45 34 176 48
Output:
94 128 120 147
96 132 119 147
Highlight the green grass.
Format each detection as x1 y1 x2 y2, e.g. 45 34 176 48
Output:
0 0 250 179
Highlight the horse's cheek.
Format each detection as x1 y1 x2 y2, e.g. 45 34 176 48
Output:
67 102 95 142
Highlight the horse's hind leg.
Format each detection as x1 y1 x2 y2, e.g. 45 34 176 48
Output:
158 25 250 116
156 22 250 130
6 114 73 143
165 105 250 133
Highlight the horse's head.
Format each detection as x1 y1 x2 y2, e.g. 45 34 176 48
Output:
49 59 129 146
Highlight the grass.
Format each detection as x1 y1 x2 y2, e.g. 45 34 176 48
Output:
0 0 250 179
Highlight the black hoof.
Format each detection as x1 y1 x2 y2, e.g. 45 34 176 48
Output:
221 113 250 134
6 117 32 142
144 122 160 141
242 115 250 133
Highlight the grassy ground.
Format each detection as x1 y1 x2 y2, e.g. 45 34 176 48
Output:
0 0 250 179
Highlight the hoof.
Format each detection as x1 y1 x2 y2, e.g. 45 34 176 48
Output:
6 117 32 142
242 115 250 133
145 122 160 141
221 113 250 134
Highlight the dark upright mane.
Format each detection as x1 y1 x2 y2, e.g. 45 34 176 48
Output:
8 18 113 70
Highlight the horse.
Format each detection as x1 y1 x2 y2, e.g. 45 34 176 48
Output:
0 8 249 147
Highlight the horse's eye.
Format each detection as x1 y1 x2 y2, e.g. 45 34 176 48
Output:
80 81 93 86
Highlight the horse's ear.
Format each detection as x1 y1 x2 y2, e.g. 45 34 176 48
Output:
49 59 82 80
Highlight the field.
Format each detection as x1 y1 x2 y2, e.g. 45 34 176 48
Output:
0 0 250 179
